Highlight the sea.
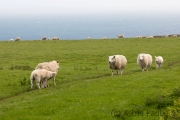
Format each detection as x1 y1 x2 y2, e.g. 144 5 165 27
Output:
0 13 180 40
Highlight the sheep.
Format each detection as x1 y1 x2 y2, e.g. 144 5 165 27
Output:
52 37 60 40
155 56 163 69
42 36 46 40
35 60 59 87
15 37 20 41
30 69 57 89
87 37 90 39
137 53 152 71
168 34 178 38
146 36 154 39
108 55 127 76
9 39 14 42
102 37 107 39
136 36 142 38
117 34 124 38
172 34 177 38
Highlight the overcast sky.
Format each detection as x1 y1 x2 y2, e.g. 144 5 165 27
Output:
0 0 180 17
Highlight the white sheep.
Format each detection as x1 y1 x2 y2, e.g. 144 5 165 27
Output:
146 36 154 39
136 36 142 38
117 34 124 38
30 69 56 89
108 55 127 76
48 37 51 40
35 60 59 87
137 53 152 71
15 37 20 41
155 56 163 69
52 37 60 40
42 36 46 40
102 37 107 39
9 39 14 42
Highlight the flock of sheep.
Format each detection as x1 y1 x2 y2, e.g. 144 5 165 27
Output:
41 36 60 40
9 36 60 42
108 54 163 76
9 33 179 41
30 54 163 89
9 37 21 42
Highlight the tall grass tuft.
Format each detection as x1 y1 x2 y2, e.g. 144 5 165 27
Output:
9 65 33 70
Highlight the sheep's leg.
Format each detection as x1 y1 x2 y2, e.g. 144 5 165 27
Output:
41 80 45 88
36 79 41 89
159 64 162 68
117 70 119 75
40 80 42 88
36 82 41 89
53 77 56 86
111 70 114 76
120 69 123 75
46 82 49 87
42 79 49 88
30 79 34 89
144 65 148 71
141 67 144 71
45 80 49 87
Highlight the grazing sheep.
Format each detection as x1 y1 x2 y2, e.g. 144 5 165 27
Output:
146 36 154 39
9 39 14 42
102 37 107 39
155 56 163 69
137 53 152 71
15 37 20 41
35 60 59 87
42 36 46 40
136 36 142 38
108 55 127 76
48 37 51 40
30 69 56 89
172 34 177 38
117 34 124 38
52 37 60 40
167 34 178 38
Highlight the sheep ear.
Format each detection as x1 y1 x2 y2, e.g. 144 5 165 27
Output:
155 56 156 58
113 56 115 58
57 60 59 63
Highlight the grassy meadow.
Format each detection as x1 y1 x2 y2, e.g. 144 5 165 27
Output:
0 38 180 120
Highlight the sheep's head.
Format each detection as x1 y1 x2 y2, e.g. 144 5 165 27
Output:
155 57 160 62
108 55 116 64
139 54 144 61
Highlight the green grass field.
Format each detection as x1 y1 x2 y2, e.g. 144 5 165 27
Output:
0 38 180 120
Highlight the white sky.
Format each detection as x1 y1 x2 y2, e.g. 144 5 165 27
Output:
0 0 180 17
